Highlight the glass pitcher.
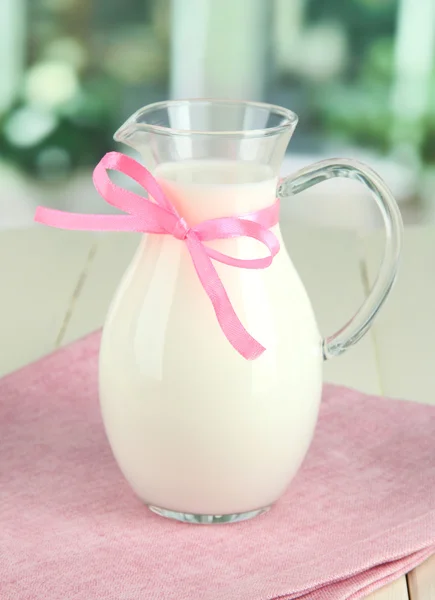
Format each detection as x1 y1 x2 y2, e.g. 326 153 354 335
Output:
98 99 402 524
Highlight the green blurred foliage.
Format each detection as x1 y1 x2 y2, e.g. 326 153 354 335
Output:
0 76 120 178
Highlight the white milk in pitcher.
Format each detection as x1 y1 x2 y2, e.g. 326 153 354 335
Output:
99 159 322 516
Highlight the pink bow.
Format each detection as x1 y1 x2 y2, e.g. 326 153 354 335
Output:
35 152 280 360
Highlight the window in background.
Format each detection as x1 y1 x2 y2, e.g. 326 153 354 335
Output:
0 0 434 222
267 0 435 217
269 0 435 167
268 0 398 154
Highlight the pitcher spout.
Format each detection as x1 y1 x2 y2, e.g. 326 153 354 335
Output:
113 107 149 150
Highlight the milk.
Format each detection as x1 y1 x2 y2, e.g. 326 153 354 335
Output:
99 159 323 516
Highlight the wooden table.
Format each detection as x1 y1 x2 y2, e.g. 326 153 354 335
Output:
2 223 434 599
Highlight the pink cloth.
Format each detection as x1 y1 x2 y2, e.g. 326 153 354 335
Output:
1 332 434 600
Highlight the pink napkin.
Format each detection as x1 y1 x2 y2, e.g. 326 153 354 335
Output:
1 332 434 600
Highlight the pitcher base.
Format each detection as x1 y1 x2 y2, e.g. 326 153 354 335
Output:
148 504 271 524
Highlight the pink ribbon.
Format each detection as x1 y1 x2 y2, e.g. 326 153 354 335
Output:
35 152 280 360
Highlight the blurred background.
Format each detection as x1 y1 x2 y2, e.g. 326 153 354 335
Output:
1 0 435 230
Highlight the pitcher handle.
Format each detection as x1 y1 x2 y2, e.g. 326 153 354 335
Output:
277 158 403 360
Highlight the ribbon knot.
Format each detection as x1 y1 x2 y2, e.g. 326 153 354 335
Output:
171 217 190 241
34 151 281 360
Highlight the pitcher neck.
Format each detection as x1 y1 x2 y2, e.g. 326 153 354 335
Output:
154 164 279 225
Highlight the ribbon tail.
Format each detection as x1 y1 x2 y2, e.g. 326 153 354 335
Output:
185 235 266 360
34 207 163 233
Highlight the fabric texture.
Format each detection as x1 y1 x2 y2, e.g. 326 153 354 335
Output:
1 331 434 600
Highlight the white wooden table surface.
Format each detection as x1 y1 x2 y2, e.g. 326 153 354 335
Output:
2 223 434 600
